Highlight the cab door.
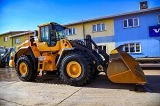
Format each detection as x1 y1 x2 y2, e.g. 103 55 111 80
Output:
40 25 57 47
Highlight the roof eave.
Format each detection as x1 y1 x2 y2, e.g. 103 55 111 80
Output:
10 31 34 38
0 31 24 36
64 6 160 26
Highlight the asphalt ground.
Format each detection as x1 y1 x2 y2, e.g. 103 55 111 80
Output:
0 68 160 106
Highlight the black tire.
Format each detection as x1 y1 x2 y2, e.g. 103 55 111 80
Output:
59 51 92 86
16 55 37 81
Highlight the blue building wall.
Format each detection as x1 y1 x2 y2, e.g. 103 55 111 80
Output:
114 10 160 58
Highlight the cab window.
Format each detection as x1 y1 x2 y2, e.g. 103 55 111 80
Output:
40 26 50 44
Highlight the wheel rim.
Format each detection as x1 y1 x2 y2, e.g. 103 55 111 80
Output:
66 61 82 78
19 62 28 76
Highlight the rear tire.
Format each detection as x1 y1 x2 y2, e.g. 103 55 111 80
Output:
59 51 92 86
16 55 37 81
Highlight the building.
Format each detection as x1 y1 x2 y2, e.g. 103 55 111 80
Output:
10 31 34 48
0 31 24 48
64 18 115 54
0 31 34 54
114 7 160 58
64 6 160 58
0 2 159 58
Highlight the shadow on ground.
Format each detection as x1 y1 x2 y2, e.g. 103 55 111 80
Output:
0 68 159 93
34 72 160 93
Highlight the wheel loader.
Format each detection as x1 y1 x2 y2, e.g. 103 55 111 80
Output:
14 22 146 87
0 47 12 68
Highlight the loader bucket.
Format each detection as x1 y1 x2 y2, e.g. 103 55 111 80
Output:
107 45 146 85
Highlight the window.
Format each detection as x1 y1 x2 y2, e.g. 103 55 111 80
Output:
40 26 49 42
123 18 139 28
124 43 141 53
134 18 139 26
97 24 101 31
98 45 107 53
65 28 76 36
128 19 133 27
158 14 160 24
15 38 20 44
123 20 128 28
97 45 108 60
4 36 8 42
92 23 106 32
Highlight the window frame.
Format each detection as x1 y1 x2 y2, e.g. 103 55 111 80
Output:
133 18 139 27
97 45 108 53
65 28 76 36
15 38 20 44
123 18 139 28
4 36 8 42
40 25 50 42
92 23 106 32
123 19 128 28
124 43 141 53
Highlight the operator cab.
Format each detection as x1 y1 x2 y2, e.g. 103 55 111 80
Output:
38 22 66 47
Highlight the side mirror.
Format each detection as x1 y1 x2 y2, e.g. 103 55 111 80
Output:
34 30 38 36
30 36 35 46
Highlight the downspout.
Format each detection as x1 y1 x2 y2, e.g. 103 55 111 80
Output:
82 20 85 39
11 33 13 48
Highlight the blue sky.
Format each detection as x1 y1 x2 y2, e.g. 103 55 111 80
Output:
0 0 160 34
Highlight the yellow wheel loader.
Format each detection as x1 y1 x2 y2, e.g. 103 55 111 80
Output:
14 22 146 88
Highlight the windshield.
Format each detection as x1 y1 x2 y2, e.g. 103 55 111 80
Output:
53 25 66 39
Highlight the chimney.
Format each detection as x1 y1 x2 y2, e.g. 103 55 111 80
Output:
139 0 148 10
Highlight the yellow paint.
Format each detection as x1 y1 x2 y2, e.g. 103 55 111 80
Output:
9 56 15 67
37 39 72 53
110 49 118 54
0 31 29 48
31 46 41 58
97 42 115 54
0 33 12 47
84 19 114 37
66 61 82 78
12 33 33 47
36 38 73 71
19 62 28 76
38 55 57 71
65 19 114 40
107 48 146 84
65 24 84 40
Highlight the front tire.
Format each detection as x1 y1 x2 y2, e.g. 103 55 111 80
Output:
60 51 92 86
16 55 37 81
